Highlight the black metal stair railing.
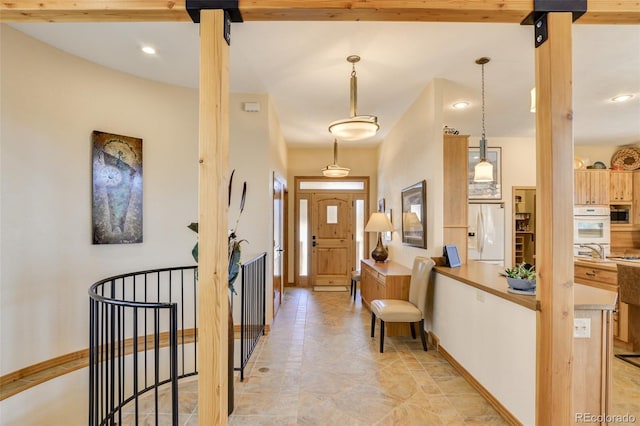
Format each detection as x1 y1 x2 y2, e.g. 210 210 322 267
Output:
88 266 198 426
235 252 267 381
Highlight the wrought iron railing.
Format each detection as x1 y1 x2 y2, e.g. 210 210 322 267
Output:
87 258 269 425
88 266 198 426
235 253 267 381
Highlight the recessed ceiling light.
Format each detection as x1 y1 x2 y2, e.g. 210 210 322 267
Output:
452 101 469 110
141 46 156 55
611 94 633 103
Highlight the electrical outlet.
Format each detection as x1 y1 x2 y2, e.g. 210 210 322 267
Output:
574 318 591 338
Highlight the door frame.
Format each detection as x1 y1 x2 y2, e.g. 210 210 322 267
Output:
294 176 369 287
272 172 287 316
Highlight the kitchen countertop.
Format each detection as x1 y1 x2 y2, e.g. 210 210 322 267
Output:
435 261 618 312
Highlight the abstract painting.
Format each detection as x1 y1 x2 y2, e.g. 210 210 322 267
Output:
92 130 143 244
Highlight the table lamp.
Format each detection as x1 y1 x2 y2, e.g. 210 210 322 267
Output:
365 212 394 262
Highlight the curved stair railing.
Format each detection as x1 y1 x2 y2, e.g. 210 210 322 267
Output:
88 266 198 426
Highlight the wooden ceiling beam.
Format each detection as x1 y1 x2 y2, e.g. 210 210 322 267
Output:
0 1 191 22
2 0 638 23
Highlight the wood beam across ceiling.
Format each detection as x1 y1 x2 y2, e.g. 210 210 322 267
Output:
2 0 639 23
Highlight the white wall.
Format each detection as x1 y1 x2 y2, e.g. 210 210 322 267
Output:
228 93 288 323
376 79 445 268
431 274 536 425
0 25 199 376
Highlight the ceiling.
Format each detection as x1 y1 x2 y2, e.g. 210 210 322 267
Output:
8 21 640 148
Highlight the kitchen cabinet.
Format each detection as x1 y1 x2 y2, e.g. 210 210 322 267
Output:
610 170 633 202
574 170 610 205
633 171 640 226
574 260 629 343
360 259 411 336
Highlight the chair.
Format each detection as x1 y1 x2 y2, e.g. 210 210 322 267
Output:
350 270 361 302
615 263 640 368
370 256 435 353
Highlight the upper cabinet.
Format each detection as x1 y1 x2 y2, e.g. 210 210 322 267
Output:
610 170 634 202
574 170 610 205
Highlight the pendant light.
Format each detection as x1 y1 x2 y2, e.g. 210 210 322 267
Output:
322 139 350 178
473 57 494 183
328 55 379 141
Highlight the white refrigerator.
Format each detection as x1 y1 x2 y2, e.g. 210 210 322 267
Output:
468 203 505 265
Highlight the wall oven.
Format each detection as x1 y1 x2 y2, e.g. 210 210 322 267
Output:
573 206 611 256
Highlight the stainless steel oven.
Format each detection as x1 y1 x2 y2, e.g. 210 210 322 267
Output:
573 206 611 256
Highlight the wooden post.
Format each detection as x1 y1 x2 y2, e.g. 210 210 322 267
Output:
534 12 575 425
197 9 229 426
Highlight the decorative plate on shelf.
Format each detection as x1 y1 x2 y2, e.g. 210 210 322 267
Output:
573 157 586 170
593 161 606 169
611 147 640 170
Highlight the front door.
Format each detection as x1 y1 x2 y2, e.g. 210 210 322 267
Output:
294 177 369 287
310 193 353 287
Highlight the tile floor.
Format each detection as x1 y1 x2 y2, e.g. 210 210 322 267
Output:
127 287 640 425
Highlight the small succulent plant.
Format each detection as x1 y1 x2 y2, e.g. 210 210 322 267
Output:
504 263 536 281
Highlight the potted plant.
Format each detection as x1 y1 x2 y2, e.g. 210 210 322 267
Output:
187 169 247 415
504 263 536 291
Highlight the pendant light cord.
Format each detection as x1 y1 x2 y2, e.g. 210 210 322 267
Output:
481 62 486 143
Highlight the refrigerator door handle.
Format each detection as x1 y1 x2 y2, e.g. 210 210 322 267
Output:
479 209 485 254
476 210 483 254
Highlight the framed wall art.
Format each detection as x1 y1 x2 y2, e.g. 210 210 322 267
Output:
468 147 502 200
401 180 427 248
92 130 143 244
383 209 393 241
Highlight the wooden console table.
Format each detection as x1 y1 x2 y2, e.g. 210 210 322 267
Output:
360 259 412 336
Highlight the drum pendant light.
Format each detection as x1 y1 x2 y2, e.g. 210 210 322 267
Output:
328 55 379 141
322 139 350 178
473 57 494 183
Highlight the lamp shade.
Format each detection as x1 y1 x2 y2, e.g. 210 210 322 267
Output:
473 160 494 182
328 116 379 141
365 212 393 233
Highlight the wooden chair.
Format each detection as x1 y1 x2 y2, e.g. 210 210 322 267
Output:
616 263 640 368
370 256 435 353
350 270 361 302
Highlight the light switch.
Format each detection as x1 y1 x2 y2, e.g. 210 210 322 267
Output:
574 318 591 338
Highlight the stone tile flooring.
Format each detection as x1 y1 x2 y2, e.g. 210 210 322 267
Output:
229 288 506 426
128 287 640 425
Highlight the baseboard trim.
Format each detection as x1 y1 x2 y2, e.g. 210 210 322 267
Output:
0 327 227 401
233 324 271 336
429 331 523 426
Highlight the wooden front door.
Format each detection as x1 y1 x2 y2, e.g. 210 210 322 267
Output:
310 193 353 287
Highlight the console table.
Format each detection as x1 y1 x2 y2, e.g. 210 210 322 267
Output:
360 259 412 336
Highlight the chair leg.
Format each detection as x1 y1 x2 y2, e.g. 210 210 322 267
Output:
409 322 416 339
379 320 385 353
353 281 357 302
370 312 376 338
350 279 354 297
419 319 428 351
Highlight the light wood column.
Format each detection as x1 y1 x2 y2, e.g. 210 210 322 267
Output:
197 9 229 426
443 134 469 264
534 12 575 426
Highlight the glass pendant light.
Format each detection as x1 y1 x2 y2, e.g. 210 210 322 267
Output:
322 139 350 178
328 55 379 141
473 57 494 183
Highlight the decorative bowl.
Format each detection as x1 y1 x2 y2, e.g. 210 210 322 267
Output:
506 277 536 291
